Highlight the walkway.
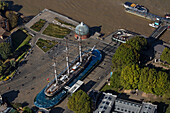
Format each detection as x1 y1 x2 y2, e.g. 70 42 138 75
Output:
149 25 168 39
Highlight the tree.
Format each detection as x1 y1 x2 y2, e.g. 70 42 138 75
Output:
23 106 32 113
154 71 169 96
147 68 157 93
67 90 91 113
112 43 140 70
126 36 147 52
160 47 170 64
0 1 8 11
110 71 121 88
120 64 141 89
138 67 149 91
0 66 2 77
5 11 18 29
0 42 12 60
138 67 157 93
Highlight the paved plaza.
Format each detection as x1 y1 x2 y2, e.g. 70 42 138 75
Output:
0 10 120 113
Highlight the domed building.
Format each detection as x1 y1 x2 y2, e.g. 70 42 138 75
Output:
75 22 89 40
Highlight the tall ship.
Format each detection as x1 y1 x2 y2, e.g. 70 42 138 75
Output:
123 2 148 13
44 37 94 97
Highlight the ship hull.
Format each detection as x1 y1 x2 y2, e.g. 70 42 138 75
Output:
44 53 91 97
34 49 102 108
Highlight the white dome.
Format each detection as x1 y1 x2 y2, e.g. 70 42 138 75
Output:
75 22 89 35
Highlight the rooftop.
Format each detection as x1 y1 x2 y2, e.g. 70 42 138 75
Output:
94 92 117 113
112 29 141 43
94 92 157 113
75 22 89 36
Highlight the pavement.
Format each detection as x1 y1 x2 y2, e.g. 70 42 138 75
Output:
0 10 120 113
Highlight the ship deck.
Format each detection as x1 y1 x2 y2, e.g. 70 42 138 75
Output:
34 49 102 108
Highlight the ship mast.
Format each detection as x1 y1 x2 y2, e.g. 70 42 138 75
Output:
53 62 58 86
65 37 70 76
78 24 82 63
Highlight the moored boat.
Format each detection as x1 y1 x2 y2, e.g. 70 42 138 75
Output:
44 37 95 97
123 2 148 13
44 52 92 97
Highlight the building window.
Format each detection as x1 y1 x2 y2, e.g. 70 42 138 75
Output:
106 102 109 105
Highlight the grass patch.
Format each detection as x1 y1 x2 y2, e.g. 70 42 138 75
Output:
160 63 170 68
15 35 32 51
30 19 46 32
55 17 75 28
11 29 28 50
16 52 27 62
36 38 58 52
43 23 71 38
100 84 114 92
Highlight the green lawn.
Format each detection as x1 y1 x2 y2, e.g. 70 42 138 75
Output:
36 38 58 52
30 19 46 32
100 84 119 92
43 23 71 38
55 17 75 28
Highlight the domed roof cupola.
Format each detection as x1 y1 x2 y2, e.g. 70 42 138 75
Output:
75 22 89 36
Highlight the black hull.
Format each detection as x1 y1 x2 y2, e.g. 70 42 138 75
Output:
44 54 91 97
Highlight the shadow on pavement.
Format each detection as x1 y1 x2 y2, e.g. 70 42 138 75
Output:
2 90 20 102
83 80 96 93
49 107 65 113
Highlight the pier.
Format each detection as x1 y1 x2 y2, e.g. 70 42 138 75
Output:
149 25 168 39
125 8 170 41
125 8 170 24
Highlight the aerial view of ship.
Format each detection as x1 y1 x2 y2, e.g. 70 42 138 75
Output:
123 2 148 13
44 38 94 97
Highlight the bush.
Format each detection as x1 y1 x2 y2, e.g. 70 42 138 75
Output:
160 47 170 64
43 23 71 38
67 90 91 113
30 19 46 32
23 106 32 113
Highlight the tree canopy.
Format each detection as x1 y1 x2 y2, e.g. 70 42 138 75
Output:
111 36 169 96
23 106 32 113
112 43 140 69
126 36 147 52
5 11 18 29
67 90 91 113
110 71 121 88
160 47 170 64
154 71 169 96
0 42 12 60
120 64 141 89
0 1 8 11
